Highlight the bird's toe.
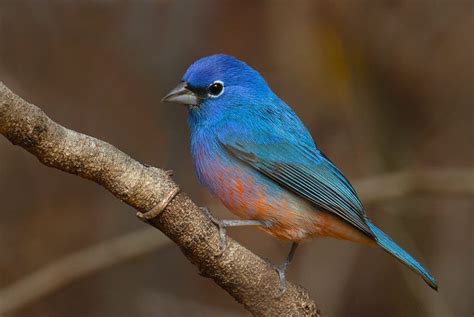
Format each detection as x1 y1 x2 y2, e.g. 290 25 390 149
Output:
200 207 228 256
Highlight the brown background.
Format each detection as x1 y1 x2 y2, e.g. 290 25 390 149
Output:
0 1 472 316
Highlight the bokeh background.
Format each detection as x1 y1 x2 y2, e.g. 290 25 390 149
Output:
0 1 473 316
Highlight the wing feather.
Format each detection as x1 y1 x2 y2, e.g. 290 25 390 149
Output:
221 140 373 237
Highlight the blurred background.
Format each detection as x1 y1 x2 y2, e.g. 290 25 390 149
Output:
0 1 472 316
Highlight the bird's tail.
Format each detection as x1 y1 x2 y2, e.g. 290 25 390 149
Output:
366 219 438 290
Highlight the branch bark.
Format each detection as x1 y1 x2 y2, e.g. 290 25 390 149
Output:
0 82 319 316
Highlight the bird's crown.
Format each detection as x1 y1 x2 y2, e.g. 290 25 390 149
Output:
183 54 267 91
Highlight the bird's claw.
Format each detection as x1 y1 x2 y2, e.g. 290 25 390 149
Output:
200 207 228 256
267 261 289 297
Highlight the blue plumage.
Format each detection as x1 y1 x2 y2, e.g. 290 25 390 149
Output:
163 53 438 291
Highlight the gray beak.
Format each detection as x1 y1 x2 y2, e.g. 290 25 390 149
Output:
161 81 200 106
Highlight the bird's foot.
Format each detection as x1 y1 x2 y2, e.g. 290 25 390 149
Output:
200 207 228 256
201 207 273 256
267 260 289 297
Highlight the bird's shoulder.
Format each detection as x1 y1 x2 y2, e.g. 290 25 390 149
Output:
216 100 317 153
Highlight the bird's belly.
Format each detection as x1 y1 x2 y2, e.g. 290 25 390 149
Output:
198 157 371 243
216 176 319 241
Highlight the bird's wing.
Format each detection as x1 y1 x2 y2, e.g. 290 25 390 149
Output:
219 136 374 237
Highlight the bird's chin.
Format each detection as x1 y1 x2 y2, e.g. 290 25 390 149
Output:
188 104 200 110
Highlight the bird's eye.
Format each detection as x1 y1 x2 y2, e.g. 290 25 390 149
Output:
207 81 224 97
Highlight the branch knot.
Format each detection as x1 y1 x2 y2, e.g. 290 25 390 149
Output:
136 187 180 221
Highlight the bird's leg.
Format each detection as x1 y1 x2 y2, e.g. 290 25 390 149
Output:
270 242 299 296
200 207 271 255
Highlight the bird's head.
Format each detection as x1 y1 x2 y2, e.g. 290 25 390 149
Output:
162 54 273 125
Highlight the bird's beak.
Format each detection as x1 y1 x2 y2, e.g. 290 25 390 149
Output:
161 81 200 106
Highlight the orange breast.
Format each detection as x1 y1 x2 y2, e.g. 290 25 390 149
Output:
201 156 372 243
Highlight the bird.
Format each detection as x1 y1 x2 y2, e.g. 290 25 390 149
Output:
162 54 438 293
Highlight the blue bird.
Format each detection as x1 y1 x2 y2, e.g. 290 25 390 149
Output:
162 54 438 292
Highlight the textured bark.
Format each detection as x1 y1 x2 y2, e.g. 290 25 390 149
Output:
0 82 320 317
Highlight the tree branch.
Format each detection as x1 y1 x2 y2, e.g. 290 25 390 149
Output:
1 168 472 314
0 82 319 316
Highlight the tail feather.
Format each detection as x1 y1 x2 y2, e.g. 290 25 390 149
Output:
366 220 438 290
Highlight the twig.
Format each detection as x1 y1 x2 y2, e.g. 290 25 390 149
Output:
354 169 474 202
0 228 170 314
0 82 319 317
